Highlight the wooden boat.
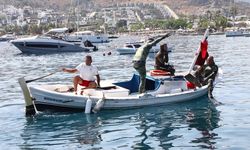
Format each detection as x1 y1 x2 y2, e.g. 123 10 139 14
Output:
20 71 221 113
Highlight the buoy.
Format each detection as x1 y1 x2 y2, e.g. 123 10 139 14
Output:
18 77 36 116
85 96 92 114
103 53 106 56
150 70 171 76
92 93 105 113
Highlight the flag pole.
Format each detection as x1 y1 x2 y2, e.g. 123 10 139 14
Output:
188 28 210 73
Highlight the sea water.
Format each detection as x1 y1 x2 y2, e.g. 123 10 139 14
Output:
0 35 250 149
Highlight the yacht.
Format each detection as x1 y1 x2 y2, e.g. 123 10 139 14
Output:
10 35 89 54
45 28 109 43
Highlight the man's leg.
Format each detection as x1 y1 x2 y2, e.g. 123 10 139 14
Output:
139 73 146 93
162 65 175 75
73 76 83 94
87 82 97 88
138 66 146 94
133 61 146 93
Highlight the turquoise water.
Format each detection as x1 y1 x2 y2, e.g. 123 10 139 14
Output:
0 35 250 149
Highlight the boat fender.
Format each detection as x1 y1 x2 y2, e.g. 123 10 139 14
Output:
92 93 105 113
85 96 92 114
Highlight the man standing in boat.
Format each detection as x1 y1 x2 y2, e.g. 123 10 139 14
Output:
62 55 100 94
133 33 171 93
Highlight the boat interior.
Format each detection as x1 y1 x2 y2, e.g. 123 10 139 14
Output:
37 74 190 98
113 74 161 93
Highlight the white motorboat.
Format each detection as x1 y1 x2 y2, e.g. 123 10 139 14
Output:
44 28 99 50
225 30 244 37
116 42 172 55
10 36 89 54
65 31 109 43
0 33 16 42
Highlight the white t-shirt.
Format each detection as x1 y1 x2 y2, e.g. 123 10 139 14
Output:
76 63 99 81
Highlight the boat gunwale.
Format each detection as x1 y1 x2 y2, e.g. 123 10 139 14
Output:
29 83 208 101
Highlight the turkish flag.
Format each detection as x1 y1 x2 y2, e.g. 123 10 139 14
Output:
195 40 209 66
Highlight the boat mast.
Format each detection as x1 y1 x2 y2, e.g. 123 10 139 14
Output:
76 0 80 33
232 0 236 28
67 0 73 28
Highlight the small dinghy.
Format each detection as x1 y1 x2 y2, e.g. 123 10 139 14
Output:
116 42 172 55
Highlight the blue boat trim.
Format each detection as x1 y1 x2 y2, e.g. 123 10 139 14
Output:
113 74 161 93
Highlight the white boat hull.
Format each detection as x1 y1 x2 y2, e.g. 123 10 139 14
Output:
117 47 160 55
32 88 208 111
29 80 209 111
10 36 89 54
117 46 172 55
225 31 244 37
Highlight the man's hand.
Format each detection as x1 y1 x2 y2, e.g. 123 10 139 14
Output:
62 68 67 72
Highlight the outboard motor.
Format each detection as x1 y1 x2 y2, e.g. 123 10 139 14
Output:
84 40 98 51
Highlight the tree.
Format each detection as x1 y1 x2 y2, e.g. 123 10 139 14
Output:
116 20 127 29
130 22 144 31
198 17 210 31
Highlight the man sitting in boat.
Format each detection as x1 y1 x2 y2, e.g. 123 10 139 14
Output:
192 56 218 87
62 55 100 94
133 33 171 93
155 44 175 75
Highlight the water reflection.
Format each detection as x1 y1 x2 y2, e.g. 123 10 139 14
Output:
20 97 220 149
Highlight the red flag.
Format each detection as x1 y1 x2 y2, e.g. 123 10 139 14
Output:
195 40 209 66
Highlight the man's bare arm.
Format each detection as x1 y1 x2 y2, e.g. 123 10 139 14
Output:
149 33 171 46
155 55 164 65
62 68 78 73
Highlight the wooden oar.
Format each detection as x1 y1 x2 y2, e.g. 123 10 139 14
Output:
26 71 59 83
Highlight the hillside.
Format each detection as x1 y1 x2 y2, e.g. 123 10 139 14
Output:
0 0 250 16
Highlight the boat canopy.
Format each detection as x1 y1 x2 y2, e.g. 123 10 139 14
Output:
46 28 69 34
74 31 94 35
